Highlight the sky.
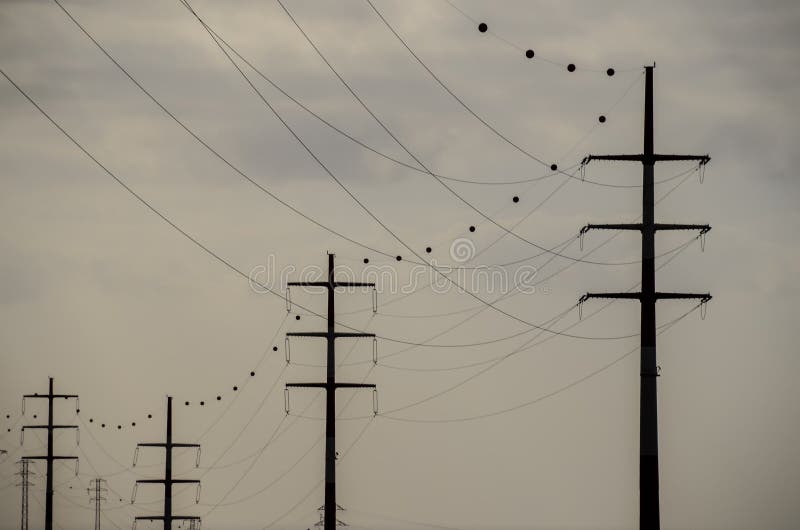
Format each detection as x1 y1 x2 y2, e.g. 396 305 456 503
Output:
1 0 799 529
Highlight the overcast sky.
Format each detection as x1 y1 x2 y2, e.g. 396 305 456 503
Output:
1 1 799 529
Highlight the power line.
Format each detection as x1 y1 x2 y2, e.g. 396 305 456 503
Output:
294 237 700 422
193 0 644 268
441 0 641 73
364 0 555 169
343 163 700 322
380 303 700 423
175 1 642 188
0 68 642 356
41 3 641 344
198 342 377 513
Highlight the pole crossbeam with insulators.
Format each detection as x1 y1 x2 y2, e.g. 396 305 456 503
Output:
577 65 712 530
284 253 378 530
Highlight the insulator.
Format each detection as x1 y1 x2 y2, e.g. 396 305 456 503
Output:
285 337 291 364
372 338 378 365
285 287 292 312
132 520 137 530
372 287 378 313
578 301 583 320
74 459 79 476
699 162 706 183
76 428 80 446
21 397 25 415
195 483 202 504
579 231 585 251
20 428 24 446
284 388 290 415
195 447 201 468
75 397 80 413
133 446 139 467
372 389 379 416
580 161 586 181
700 300 708 320
131 483 138 504
700 232 706 252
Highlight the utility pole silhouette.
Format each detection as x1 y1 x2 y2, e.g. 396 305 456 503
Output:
132 396 201 530
16 459 34 530
21 377 79 530
579 65 711 530
285 253 377 530
88 478 107 530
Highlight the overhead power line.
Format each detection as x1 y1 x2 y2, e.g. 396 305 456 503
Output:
47 0 654 343
0 67 643 353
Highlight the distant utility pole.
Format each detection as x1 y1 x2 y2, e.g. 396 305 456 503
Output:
132 396 201 530
21 377 79 530
285 253 377 530
16 459 34 530
87 478 107 530
579 65 711 530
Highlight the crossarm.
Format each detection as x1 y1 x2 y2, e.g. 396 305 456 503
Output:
135 516 201 521
286 332 375 339
335 383 377 389
22 425 77 430
652 154 710 163
332 281 375 288
334 332 376 338
23 394 78 399
655 292 712 302
581 223 642 233
579 292 641 303
654 223 711 233
286 332 327 338
582 154 644 164
24 455 78 460
286 383 326 389
582 154 710 165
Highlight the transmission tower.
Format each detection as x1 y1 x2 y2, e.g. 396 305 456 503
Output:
578 65 711 530
87 478 107 530
16 458 35 530
285 253 377 530
132 396 201 530
21 377 79 530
